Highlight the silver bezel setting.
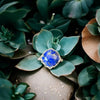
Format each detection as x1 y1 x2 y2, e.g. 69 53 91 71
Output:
38 48 63 69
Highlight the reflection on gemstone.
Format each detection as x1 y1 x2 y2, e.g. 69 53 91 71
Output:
38 48 63 69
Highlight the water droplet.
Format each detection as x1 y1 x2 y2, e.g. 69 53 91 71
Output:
28 51 32 54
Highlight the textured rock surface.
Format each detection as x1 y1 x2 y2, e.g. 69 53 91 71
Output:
18 67 74 100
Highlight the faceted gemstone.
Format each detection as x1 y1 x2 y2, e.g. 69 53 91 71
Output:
39 48 62 69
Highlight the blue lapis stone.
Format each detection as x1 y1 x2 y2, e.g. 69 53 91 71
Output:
39 48 62 69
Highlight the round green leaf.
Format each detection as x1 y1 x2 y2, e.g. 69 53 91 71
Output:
15 96 24 100
0 1 18 14
50 0 66 8
0 42 15 54
15 55 42 71
67 55 84 65
78 65 97 87
56 20 71 33
15 83 29 95
0 78 12 87
0 79 12 100
87 23 99 35
59 36 79 56
63 0 93 18
0 8 30 25
0 87 12 100
51 60 75 77
50 29 63 39
32 33 38 51
10 32 26 49
35 30 53 53
96 9 100 26
24 93 36 100
37 0 48 19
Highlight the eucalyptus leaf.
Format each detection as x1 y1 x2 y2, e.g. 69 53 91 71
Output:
78 65 97 87
0 42 15 54
0 1 18 14
49 0 66 8
10 31 26 49
0 8 30 31
0 79 12 100
32 33 38 51
56 20 71 33
52 43 61 51
15 83 29 95
35 30 53 53
63 0 93 18
14 20 29 32
59 36 79 56
50 29 63 39
27 18 44 32
24 93 35 100
0 86 12 100
87 23 99 35
37 0 48 19
96 9 100 26
42 24 55 30
0 78 12 88
15 55 42 71
50 15 71 33
15 96 25 100
51 60 75 77
67 55 84 66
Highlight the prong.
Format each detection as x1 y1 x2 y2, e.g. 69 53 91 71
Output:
38 56 41 60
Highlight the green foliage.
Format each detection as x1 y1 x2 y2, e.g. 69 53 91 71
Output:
0 78 13 100
34 30 53 54
59 36 79 56
78 65 97 87
37 0 48 20
87 23 99 35
16 29 83 77
63 0 94 18
49 0 66 8
16 55 42 71
0 71 36 100
51 60 75 77
0 1 30 32
0 26 26 57
77 65 100 99
12 83 36 100
96 9 100 26
0 0 100 99
66 55 84 66
0 1 18 13
27 13 71 33
87 8 100 36
24 93 36 100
